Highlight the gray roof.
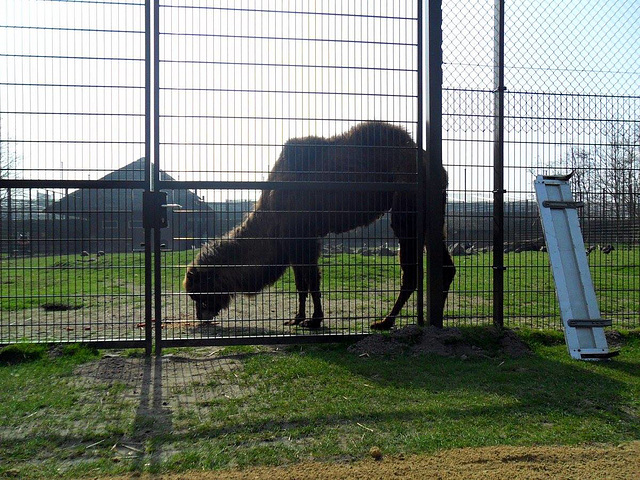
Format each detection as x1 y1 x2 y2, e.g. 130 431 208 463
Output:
45 158 211 215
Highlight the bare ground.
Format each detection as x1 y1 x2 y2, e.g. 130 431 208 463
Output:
348 325 532 358
107 442 640 480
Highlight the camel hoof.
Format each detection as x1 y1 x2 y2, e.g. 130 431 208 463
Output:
201 320 220 327
301 319 322 329
284 316 304 326
370 318 395 331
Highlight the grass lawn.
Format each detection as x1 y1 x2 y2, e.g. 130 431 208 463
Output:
0 328 638 479
2 247 639 329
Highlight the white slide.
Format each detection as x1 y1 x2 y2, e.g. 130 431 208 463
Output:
534 174 618 360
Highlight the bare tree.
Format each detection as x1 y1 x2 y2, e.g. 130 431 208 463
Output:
0 118 17 208
565 147 598 203
598 122 639 221
559 122 639 221
0 117 25 249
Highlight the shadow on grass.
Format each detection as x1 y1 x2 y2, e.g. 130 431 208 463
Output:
1 331 638 478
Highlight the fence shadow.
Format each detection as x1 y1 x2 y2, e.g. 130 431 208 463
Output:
1 339 636 478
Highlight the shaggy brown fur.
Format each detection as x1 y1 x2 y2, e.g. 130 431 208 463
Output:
184 122 455 329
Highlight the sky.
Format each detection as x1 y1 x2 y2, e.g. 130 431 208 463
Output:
1 0 638 202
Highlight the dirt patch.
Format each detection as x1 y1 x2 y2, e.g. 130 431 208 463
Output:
75 355 147 385
107 442 640 480
348 325 531 359
74 351 247 399
40 302 83 312
605 330 626 348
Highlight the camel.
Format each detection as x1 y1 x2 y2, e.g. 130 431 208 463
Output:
184 122 455 330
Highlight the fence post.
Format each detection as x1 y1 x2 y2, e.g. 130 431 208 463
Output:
425 0 445 328
143 0 154 355
152 0 163 355
416 0 425 326
492 0 506 328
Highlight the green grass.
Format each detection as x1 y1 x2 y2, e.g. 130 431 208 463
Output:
2 246 639 329
0 330 638 478
0 252 146 311
439 247 639 325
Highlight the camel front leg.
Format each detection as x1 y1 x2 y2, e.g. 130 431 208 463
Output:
301 264 323 329
284 266 308 326
286 239 324 329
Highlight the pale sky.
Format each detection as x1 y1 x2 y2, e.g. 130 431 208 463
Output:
1 0 638 202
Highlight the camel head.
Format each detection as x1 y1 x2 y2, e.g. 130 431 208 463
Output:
183 264 232 321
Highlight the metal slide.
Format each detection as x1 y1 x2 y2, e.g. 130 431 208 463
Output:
534 174 618 360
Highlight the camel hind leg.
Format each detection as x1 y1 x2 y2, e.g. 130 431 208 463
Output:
371 238 455 331
371 194 418 330
370 236 418 330
302 263 324 328
442 241 456 303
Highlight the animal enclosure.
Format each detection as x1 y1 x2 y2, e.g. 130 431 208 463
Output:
0 0 638 350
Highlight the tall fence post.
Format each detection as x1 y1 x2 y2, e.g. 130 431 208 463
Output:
143 0 154 355
152 0 163 355
425 0 445 328
416 0 425 326
492 0 506 328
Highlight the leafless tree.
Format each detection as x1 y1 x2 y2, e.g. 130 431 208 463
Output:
559 122 639 221
0 118 25 245
0 118 17 208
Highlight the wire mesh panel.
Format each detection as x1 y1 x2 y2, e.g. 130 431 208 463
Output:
442 0 639 329
0 0 149 346
157 1 420 182
442 1 496 325
3 0 636 348
0 188 147 344
502 0 639 329
0 0 147 181
162 187 420 342
156 1 431 344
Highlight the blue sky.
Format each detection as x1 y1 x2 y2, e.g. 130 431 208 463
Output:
1 0 638 201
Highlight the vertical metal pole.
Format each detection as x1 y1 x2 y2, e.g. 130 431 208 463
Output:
416 0 425 326
493 0 506 328
7 188 12 255
144 0 153 355
153 0 163 354
425 0 444 327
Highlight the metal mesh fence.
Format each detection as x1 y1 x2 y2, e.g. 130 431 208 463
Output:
157 2 426 343
0 0 148 346
442 1 496 325
504 0 639 96
0 0 147 181
157 2 420 182
161 190 419 342
443 0 639 329
1 0 638 349
0 187 147 345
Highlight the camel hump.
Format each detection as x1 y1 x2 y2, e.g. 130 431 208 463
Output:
270 122 419 182
282 122 414 150
343 122 415 148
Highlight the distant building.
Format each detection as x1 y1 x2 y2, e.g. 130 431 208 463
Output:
43 158 214 254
